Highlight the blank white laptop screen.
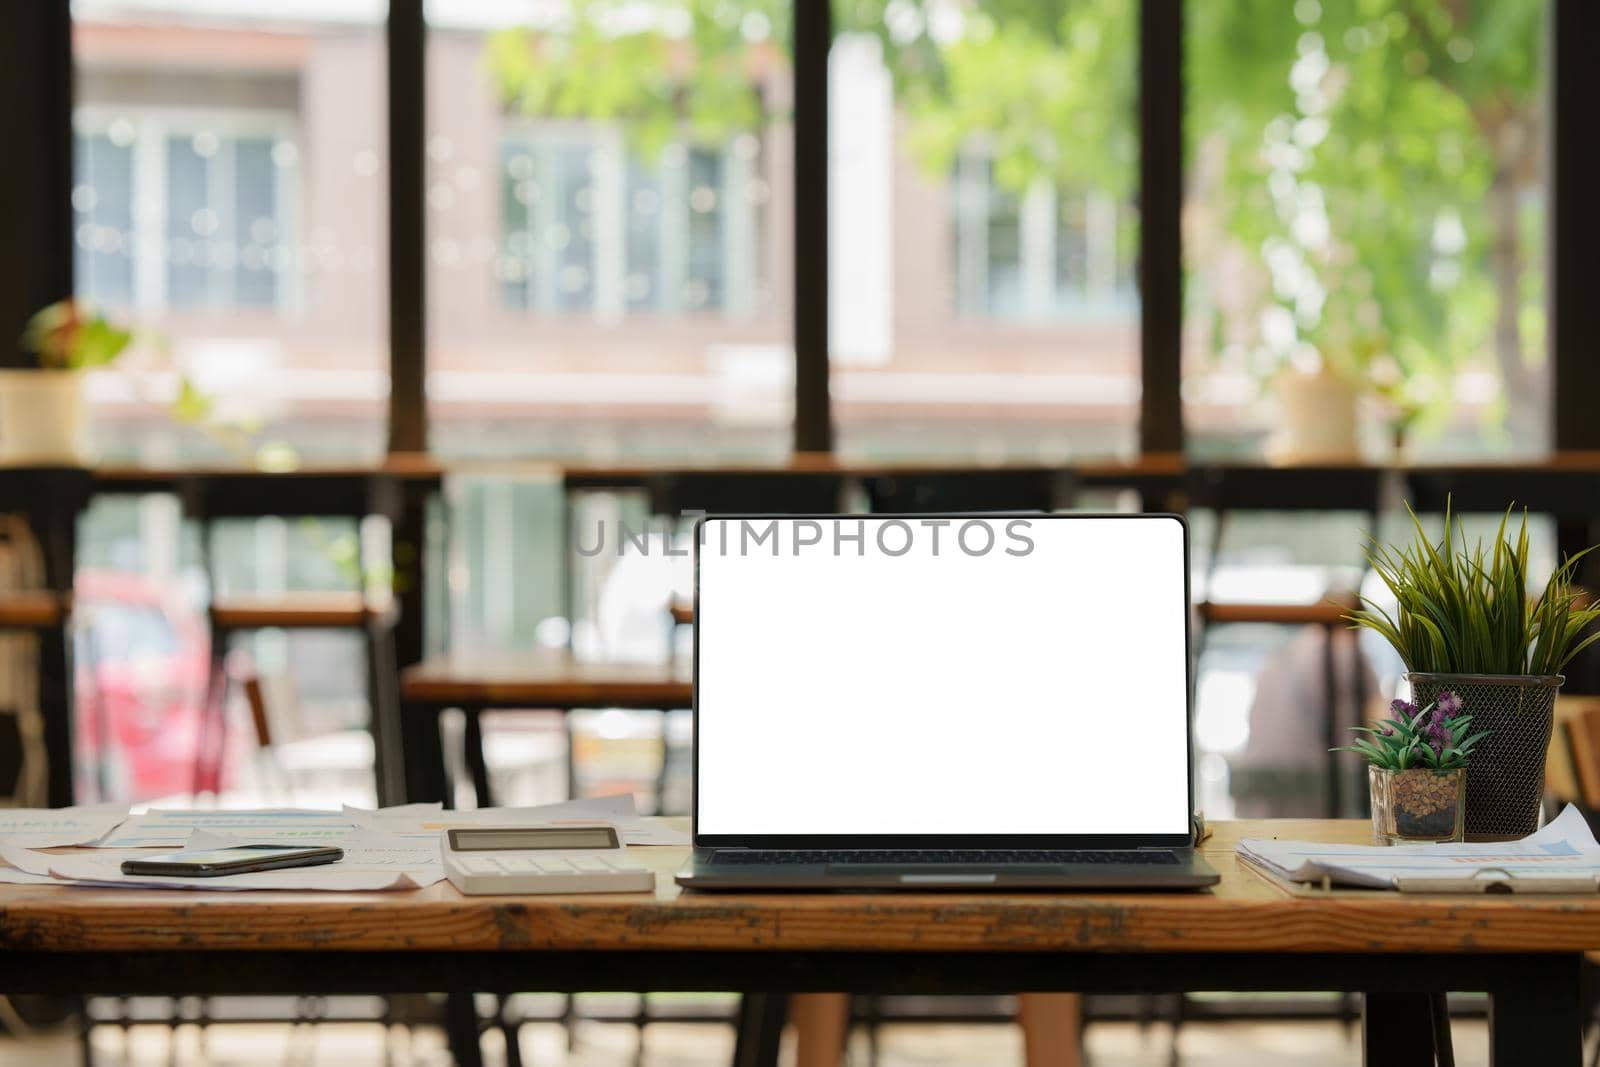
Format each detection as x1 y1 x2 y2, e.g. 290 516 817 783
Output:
694 515 1192 839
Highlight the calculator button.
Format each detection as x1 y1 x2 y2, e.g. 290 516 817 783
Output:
571 857 610 873
498 856 537 873
461 858 501 875
535 858 575 874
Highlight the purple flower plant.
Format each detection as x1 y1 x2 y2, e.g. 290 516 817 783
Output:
1436 691 1464 720
1334 691 1487 771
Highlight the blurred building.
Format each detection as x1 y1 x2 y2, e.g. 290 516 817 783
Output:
73 0 1143 467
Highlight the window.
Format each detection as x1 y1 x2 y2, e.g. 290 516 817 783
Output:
1183 0 1551 461
75 109 298 312
952 152 1135 320
498 130 762 316
829 2 1141 462
69 3 389 805
425 4 793 464
72 2 388 465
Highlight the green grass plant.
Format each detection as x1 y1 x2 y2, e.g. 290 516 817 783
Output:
1349 501 1600 676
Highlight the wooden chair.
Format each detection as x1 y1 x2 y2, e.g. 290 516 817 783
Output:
0 516 60 807
177 469 424 807
1563 701 1600 811
231 657 377 805
1187 465 1385 820
194 592 400 805
1558 701 1600 1067
790 993 1081 1067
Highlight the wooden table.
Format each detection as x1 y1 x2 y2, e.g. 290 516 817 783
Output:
399 651 692 807
93 457 445 804
92 453 444 671
0 818 1587 1065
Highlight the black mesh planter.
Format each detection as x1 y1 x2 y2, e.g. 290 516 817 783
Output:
1406 672 1561 840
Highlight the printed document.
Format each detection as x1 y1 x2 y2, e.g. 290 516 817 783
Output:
0 794 674 891
96 809 367 848
1238 805 1600 889
0 805 127 847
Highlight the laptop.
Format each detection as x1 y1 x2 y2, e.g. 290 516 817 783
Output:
676 513 1219 891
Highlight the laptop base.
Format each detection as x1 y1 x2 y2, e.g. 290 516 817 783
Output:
675 848 1220 891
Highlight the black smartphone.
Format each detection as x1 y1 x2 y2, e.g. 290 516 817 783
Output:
120 844 345 877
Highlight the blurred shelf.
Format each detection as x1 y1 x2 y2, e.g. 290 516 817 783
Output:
209 592 384 631
402 650 691 709
0 590 68 629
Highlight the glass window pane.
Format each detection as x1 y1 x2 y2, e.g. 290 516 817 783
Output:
234 137 280 309
831 1 1140 462
1184 0 1550 462
426 3 794 462
164 135 210 308
72 2 388 463
74 132 135 305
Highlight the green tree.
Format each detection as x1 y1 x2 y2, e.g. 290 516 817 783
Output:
1187 0 1547 446
485 0 789 159
485 0 1547 448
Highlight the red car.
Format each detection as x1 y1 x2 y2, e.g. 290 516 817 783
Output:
73 570 209 803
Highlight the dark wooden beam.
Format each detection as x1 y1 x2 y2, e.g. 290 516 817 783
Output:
0 3 73 368
1551 0 1600 692
1138 0 1184 456
1552 0 1599 454
387 0 428 454
792 0 833 454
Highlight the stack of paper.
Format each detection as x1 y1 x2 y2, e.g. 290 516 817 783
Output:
0 806 130 885
1238 805 1600 891
0 805 127 847
0 793 685 892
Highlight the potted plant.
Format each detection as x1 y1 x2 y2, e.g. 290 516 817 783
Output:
0 299 131 462
1334 693 1486 844
1351 504 1600 839
1265 362 1362 464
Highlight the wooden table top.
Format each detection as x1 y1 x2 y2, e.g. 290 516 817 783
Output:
400 651 692 708
553 451 1600 487
558 452 1186 487
92 454 444 488
0 590 68 629
5 818 1600 955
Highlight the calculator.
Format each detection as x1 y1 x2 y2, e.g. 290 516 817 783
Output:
441 826 655 895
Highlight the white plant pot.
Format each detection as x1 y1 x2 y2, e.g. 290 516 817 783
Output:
0 369 87 464
1266 369 1361 464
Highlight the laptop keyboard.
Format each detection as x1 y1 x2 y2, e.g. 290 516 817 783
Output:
710 849 1179 866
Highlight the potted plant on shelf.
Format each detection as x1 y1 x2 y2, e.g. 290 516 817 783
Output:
1334 693 1486 844
1350 504 1600 839
0 299 132 463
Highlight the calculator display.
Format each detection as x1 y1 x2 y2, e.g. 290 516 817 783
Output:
447 827 618 851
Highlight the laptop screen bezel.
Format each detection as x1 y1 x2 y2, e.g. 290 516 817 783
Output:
691 512 1196 849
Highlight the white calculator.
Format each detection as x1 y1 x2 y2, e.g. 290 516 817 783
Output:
441 826 655 895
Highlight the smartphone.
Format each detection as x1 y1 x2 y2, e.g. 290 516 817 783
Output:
120 844 344 877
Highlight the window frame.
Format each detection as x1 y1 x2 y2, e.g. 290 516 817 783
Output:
73 103 302 315
952 146 1136 323
496 121 762 319
7 2 1592 459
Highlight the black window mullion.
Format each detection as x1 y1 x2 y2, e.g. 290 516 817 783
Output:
0 2 72 368
792 0 833 455
1552 0 1598 454
387 0 428 455
1551 0 1600 692
1137 0 1184 458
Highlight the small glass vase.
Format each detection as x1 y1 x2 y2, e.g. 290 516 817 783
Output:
1369 767 1466 845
